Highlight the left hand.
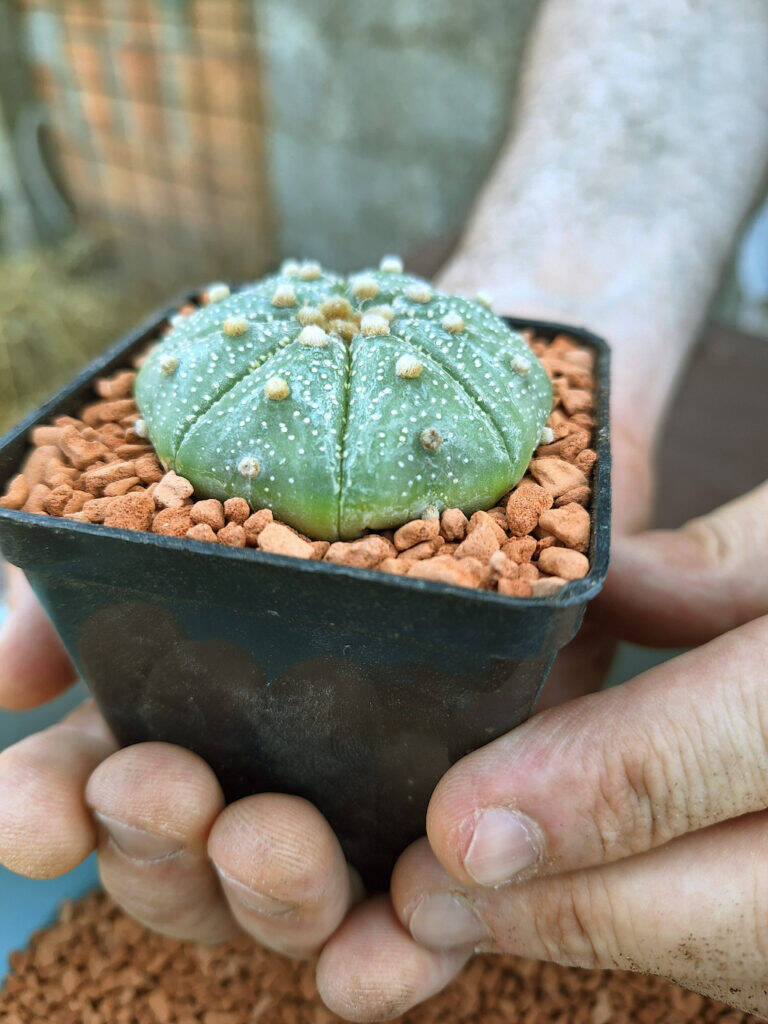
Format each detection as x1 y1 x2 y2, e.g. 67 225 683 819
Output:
315 480 768 1021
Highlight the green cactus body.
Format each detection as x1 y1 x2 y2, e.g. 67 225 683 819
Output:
134 261 552 540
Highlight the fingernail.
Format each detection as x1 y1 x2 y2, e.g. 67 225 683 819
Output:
409 892 489 949
463 807 540 887
214 867 297 918
94 813 183 864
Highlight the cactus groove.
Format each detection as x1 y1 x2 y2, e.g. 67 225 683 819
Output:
134 260 552 540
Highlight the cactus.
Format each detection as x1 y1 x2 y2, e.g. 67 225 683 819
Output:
134 260 552 540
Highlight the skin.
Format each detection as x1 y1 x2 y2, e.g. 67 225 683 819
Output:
1 0 768 1019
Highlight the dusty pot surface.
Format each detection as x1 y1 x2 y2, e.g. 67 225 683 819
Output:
0 293 610 889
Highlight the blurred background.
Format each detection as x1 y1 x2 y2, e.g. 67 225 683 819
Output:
0 0 767 433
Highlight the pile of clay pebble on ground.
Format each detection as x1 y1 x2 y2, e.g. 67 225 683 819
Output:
1 310 598 596
0 892 756 1023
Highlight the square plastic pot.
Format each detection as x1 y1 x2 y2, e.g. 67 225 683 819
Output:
0 296 611 891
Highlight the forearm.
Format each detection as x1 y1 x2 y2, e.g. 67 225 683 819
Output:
439 0 768 439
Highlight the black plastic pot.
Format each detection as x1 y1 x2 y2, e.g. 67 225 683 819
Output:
0 297 611 890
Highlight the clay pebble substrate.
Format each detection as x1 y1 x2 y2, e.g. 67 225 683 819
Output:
0 891 757 1024
1 306 598 595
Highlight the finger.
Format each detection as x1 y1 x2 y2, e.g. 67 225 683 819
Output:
425 616 768 888
598 479 768 646
0 700 115 877
393 816 768 1017
86 742 238 944
316 895 469 1023
0 567 76 709
208 793 358 959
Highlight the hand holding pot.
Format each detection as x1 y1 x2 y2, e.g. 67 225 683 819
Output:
315 483 768 1020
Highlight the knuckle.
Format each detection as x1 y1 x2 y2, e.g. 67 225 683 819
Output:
532 875 623 969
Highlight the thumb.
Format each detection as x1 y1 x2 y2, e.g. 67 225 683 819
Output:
597 479 768 646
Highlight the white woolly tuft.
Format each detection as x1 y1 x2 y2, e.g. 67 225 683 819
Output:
512 354 531 376
271 284 296 308
298 325 329 348
265 376 291 401
223 315 249 337
396 354 423 379
207 282 230 303
298 260 322 281
160 355 179 375
405 283 432 303
379 255 404 273
237 455 260 478
361 313 390 337
441 311 465 334
351 274 380 300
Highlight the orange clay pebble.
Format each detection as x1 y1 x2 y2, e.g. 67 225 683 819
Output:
224 497 250 524
518 562 540 581
454 518 500 561
498 577 533 597
189 499 225 531
81 460 136 495
379 556 409 575
502 535 537 563
485 506 509 533
95 370 136 399
575 449 597 475
102 492 155 532
243 508 273 545
530 576 568 596
82 398 137 426
555 485 591 507
396 536 445 562
134 453 164 484
538 502 591 552
0 474 28 510
81 496 115 522
22 445 61 486
57 425 109 470
440 507 468 541
528 456 588 497
538 546 590 580
104 476 140 496
393 517 440 550
407 555 477 588
536 428 590 461
311 540 330 559
186 522 218 543
489 550 519 579
469 509 507 545
29 425 62 446
63 490 90 514
505 478 553 537
22 484 50 514
218 522 247 547
42 485 73 517
325 535 392 569
257 522 313 559
153 471 194 509
152 507 193 537
561 388 592 415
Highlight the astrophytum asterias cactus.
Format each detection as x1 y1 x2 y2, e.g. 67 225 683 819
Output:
134 260 552 540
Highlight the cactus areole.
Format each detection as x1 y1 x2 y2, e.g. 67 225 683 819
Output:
135 261 553 541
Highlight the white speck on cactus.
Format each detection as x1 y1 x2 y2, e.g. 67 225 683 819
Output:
367 304 394 322
160 355 179 375
442 311 465 334
539 425 555 445
351 274 379 300
298 325 328 348
361 313 390 337
237 455 260 478
297 305 324 327
475 290 493 309
280 260 300 275
512 354 531 376
265 376 290 401
133 417 148 438
272 284 296 308
207 282 230 303
223 315 249 337
396 354 423 379
406 283 432 303
298 260 322 281
380 255 404 273
420 427 442 451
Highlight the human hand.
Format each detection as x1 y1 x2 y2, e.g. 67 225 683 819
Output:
0 566 362 955
314 480 768 1021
